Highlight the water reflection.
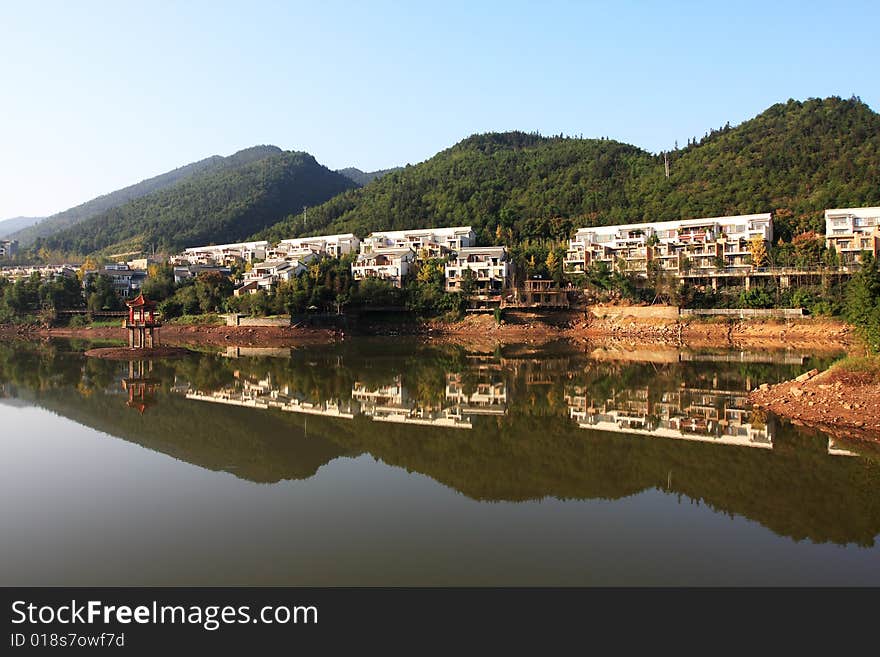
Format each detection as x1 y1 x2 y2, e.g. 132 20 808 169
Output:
1 339 878 548
566 385 772 448
121 360 161 414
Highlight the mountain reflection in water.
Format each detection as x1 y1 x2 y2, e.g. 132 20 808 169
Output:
1 339 878 548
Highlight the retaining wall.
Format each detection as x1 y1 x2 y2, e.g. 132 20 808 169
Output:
225 314 291 327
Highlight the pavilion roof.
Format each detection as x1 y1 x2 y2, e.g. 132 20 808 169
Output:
125 293 157 309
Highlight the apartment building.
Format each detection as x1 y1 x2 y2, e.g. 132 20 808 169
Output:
564 213 774 275
0 264 78 282
267 233 360 260
83 264 147 296
351 248 415 288
234 254 316 296
360 226 476 258
445 246 510 295
173 240 269 266
0 239 18 259
824 207 880 263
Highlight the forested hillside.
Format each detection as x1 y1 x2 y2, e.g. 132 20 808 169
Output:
10 146 283 247
36 150 356 257
256 97 880 245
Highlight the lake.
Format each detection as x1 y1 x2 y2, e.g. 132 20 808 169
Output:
1 338 878 585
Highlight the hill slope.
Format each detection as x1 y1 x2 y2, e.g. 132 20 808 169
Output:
37 149 357 256
256 97 880 245
10 146 284 247
0 216 43 239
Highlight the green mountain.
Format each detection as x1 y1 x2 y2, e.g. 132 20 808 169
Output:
337 166 401 186
10 147 283 248
36 147 356 257
256 97 880 245
0 216 44 239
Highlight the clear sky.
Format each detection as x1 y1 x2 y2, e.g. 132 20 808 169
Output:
1 0 877 219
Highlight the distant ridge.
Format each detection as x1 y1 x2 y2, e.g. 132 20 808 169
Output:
337 166 402 186
0 216 43 239
37 147 356 256
10 145 283 247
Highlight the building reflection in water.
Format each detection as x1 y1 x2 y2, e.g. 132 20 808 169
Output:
170 346 859 456
565 385 773 448
121 360 161 414
186 371 358 419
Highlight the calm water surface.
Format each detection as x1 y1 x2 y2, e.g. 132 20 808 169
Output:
1 338 878 585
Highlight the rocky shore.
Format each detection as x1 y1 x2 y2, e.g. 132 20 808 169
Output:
750 364 880 442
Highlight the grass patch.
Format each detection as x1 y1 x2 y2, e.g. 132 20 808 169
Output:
827 355 880 385
166 314 224 326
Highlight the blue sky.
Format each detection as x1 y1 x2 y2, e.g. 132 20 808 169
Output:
1 0 877 218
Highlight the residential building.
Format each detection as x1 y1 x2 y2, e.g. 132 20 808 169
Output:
360 226 475 258
514 278 569 308
0 239 18 259
233 255 315 296
1 265 78 282
173 265 232 284
172 240 269 266
824 207 880 264
564 213 774 275
83 264 147 296
445 246 510 296
351 248 415 288
267 233 360 260
126 256 166 270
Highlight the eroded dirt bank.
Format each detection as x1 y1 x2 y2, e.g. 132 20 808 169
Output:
0 311 853 352
750 366 880 442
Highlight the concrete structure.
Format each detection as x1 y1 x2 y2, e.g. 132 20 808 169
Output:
351 247 415 288
445 246 510 296
0 239 18 259
564 213 774 275
268 233 360 260
173 240 269 266
824 207 880 264
124 294 161 349
361 226 475 258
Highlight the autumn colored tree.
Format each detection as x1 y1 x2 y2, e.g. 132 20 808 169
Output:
748 235 768 268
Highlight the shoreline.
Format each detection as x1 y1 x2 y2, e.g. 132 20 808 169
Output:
750 363 880 443
0 312 853 351
4 314 875 443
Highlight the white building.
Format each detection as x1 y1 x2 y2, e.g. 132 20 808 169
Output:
1 264 78 282
564 213 773 274
824 206 880 264
174 240 269 266
234 254 315 296
445 246 510 296
268 233 360 260
351 248 415 288
361 226 475 258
